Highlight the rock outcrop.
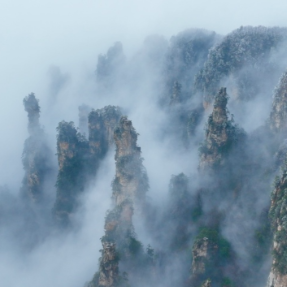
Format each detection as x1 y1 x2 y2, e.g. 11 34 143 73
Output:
191 237 216 282
199 87 242 170
88 116 149 287
267 163 287 287
201 279 212 287
98 242 119 287
54 106 121 227
21 93 51 203
270 70 287 133
53 121 89 226
112 116 148 207
267 272 287 287
190 228 232 287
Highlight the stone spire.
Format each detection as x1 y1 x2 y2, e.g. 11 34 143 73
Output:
88 116 149 287
199 88 239 170
21 93 51 203
23 93 40 134
112 116 148 206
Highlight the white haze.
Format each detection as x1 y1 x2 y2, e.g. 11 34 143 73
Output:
2 0 287 187
1 1 287 287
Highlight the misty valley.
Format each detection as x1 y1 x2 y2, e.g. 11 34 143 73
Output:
3 26 287 287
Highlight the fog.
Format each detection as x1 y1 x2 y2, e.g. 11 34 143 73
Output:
0 155 113 286
2 0 287 188
2 1 287 287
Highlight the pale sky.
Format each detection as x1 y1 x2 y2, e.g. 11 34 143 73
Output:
1 0 287 87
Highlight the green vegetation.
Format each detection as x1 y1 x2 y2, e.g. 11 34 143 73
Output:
53 121 89 226
195 227 232 261
128 237 143 256
221 277 234 287
199 88 245 169
268 161 287 275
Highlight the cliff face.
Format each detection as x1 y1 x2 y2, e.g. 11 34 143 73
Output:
267 272 287 287
199 88 240 170
21 93 51 203
112 116 148 206
270 71 287 133
89 116 149 287
54 106 121 227
88 110 106 170
53 121 89 226
190 228 233 287
191 237 215 283
101 106 122 147
267 166 287 287
98 242 119 287
95 201 133 287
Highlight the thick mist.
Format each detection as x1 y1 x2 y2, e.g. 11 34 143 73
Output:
2 2 287 287
0 30 200 287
